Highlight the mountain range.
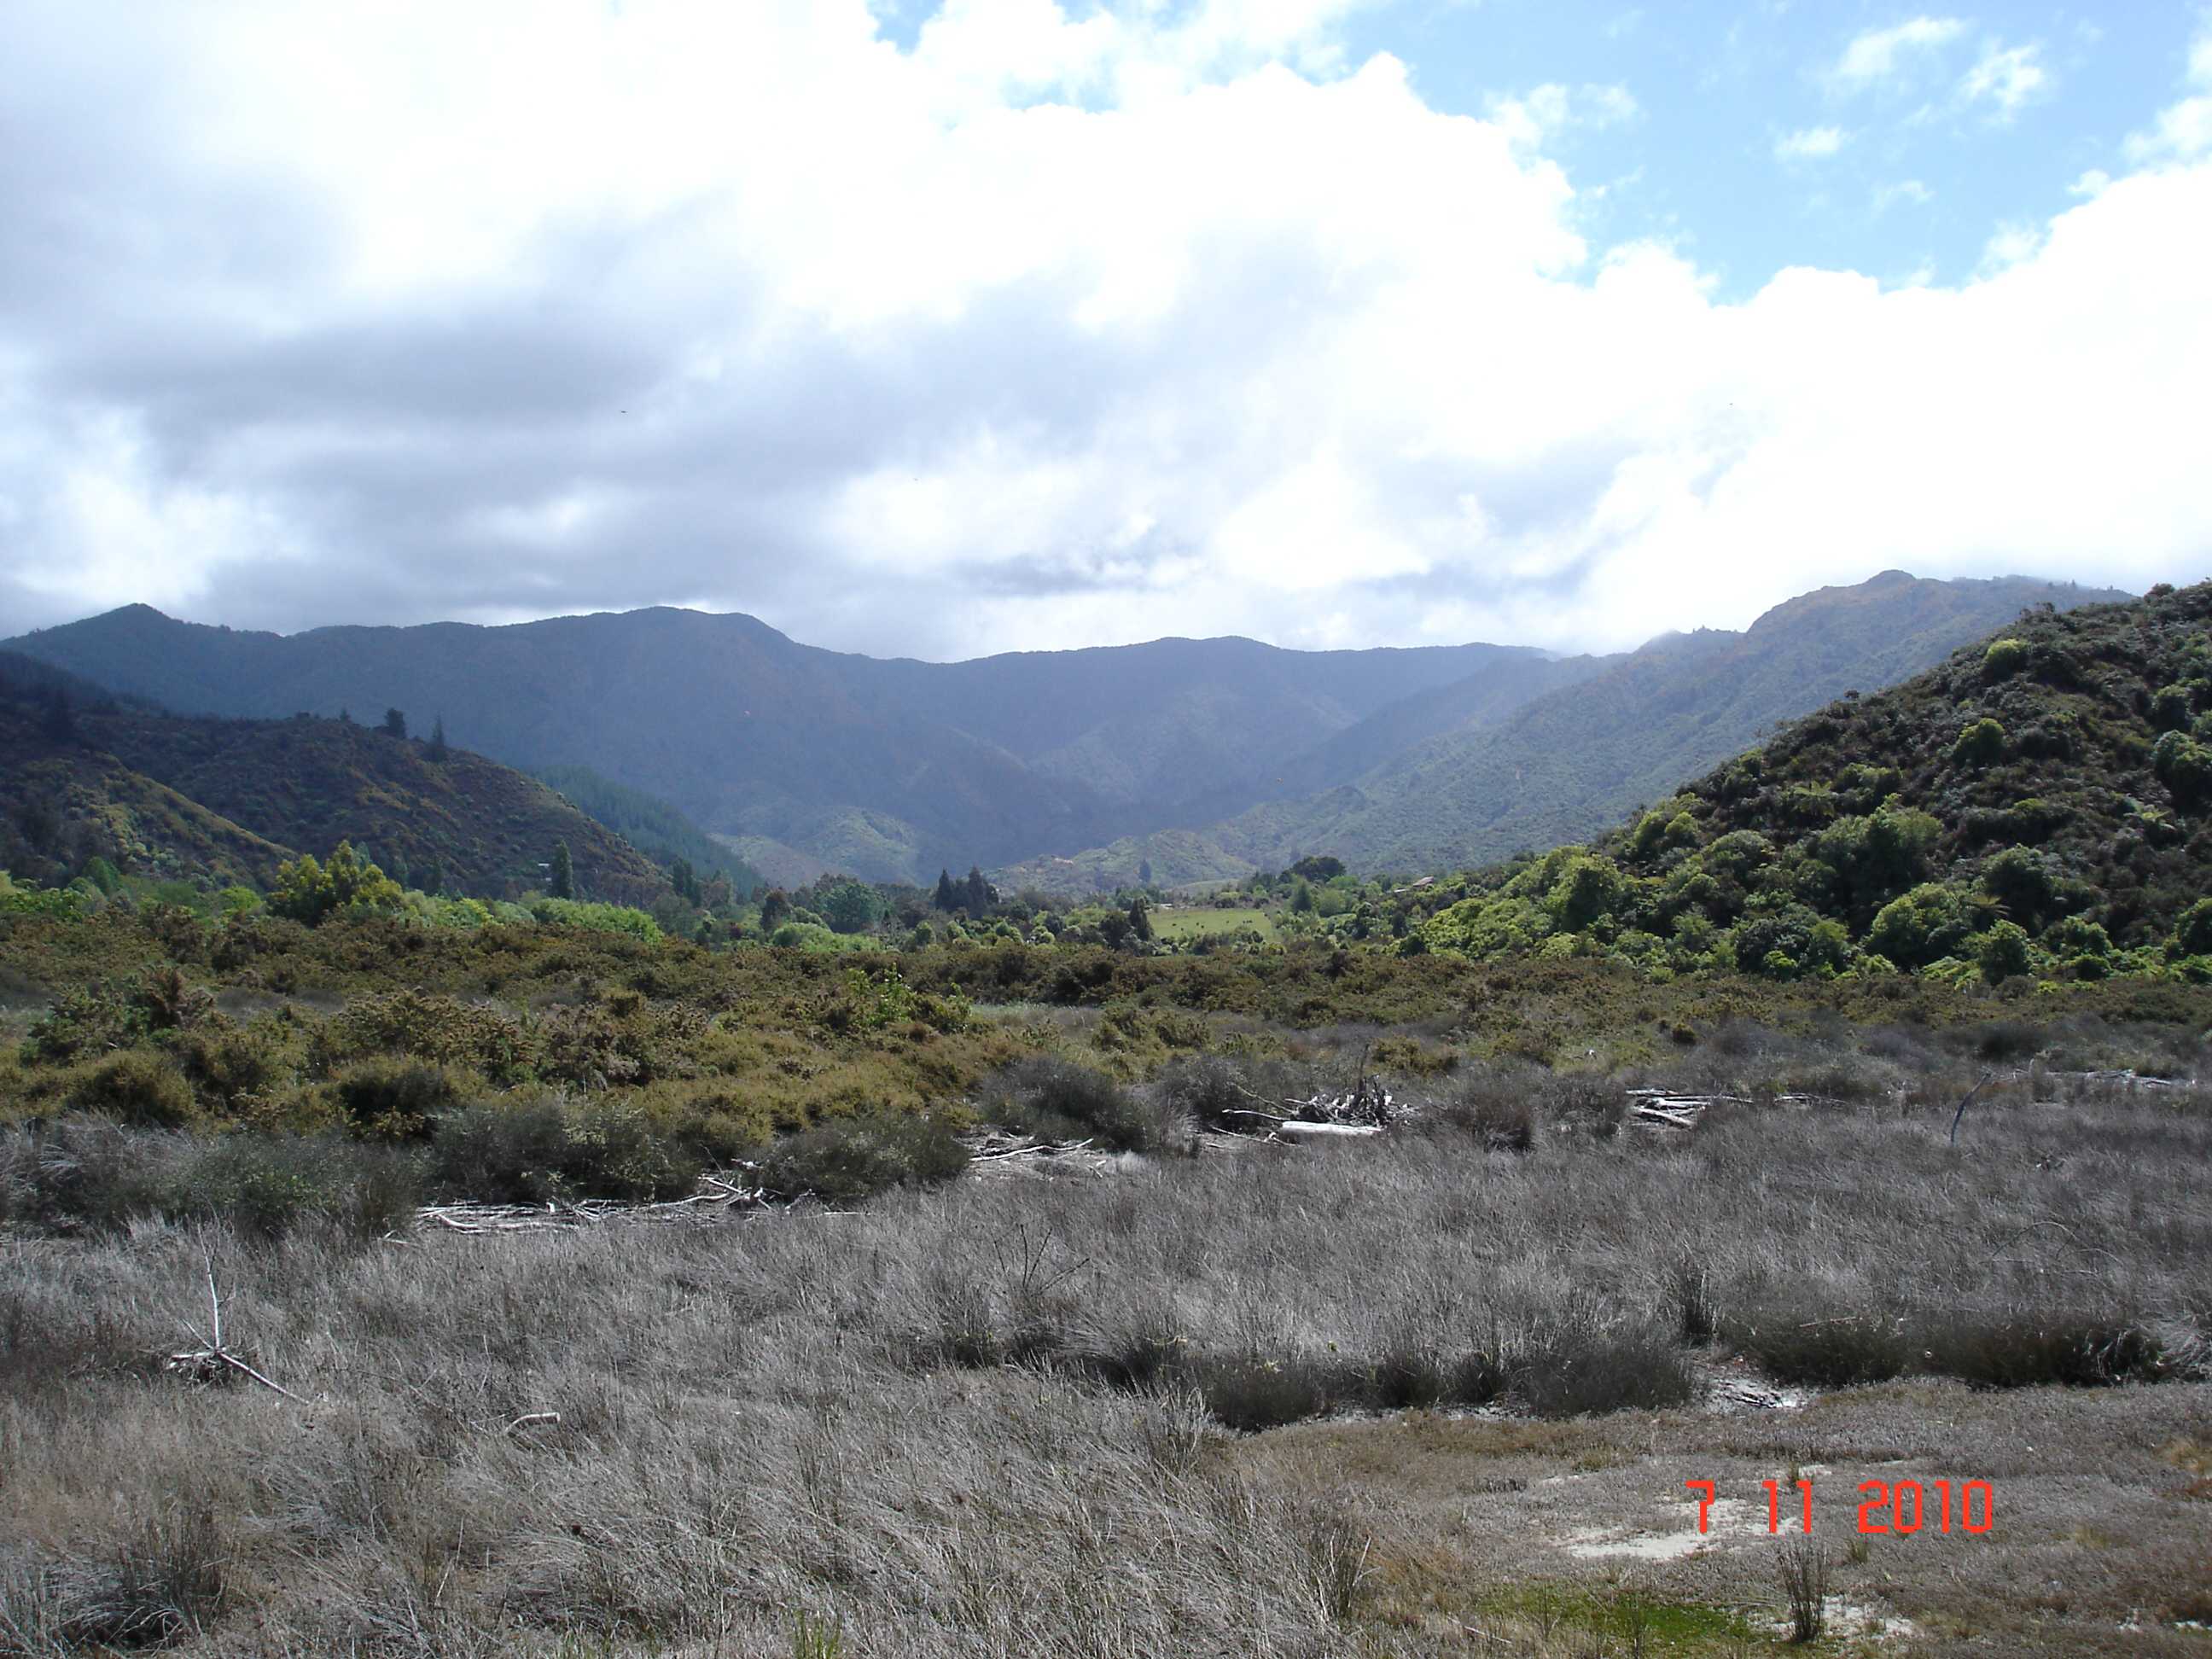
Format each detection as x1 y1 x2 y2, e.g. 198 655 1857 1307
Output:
3 572 2123 890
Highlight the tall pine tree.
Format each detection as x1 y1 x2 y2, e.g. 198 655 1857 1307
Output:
934 869 958 911
550 840 574 899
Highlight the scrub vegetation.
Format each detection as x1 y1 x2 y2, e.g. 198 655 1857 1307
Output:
4 585 2211 1652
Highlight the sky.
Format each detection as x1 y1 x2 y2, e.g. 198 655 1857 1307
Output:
1 0 2208 661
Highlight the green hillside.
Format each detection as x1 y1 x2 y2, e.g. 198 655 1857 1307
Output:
1038 572 2128 889
0 660 671 906
1423 579 2212 982
1 607 1540 882
533 764 765 894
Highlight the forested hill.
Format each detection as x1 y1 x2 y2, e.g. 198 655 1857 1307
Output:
0 661 670 905
0 605 1557 882
532 764 765 894
1423 579 2212 981
1014 572 2128 889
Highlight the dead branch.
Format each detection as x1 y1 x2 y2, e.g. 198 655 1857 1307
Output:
1948 1072 1995 1146
164 1255 306 1404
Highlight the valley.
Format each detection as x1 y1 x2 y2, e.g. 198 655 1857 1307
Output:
3 578 2208 1656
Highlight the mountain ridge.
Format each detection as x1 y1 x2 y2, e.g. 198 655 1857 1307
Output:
6 573 2129 890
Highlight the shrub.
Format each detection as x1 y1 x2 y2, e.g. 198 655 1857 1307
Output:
1429 1073 1537 1150
1918 1315 2168 1388
428 1092 702 1203
1150 1054 1251 1128
754 1109 969 1203
1512 1319 1694 1417
69 1051 199 1128
173 1135 425 1239
1975 920 2034 986
1952 718 2006 765
1721 1308 1912 1387
0 1505 227 1650
2173 898 2212 958
2152 731 2212 806
977 1055 1168 1152
1190 1352 1338 1432
1982 637 2029 680
329 1057 471 1141
1778 1540 1830 1644
0 1120 424 1239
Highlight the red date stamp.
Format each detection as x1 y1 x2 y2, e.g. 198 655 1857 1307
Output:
1685 1477 1994 1535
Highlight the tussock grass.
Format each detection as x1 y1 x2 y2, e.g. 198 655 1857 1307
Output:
0 1025 2208 1650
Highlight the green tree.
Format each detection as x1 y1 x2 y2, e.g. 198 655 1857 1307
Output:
269 841 404 926
550 839 575 899
1976 920 2034 985
2173 898 2212 957
760 888 791 929
427 714 450 761
962 866 993 913
381 707 408 739
1978 846 2062 928
1127 895 1153 940
1546 853 1627 932
1866 882 1976 969
818 877 882 935
670 858 702 906
1953 718 2006 765
934 869 958 911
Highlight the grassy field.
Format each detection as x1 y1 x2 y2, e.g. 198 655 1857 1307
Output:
1147 903 1278 942
3 1045 2207 1654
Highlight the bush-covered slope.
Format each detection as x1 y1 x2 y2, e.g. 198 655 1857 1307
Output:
1 670 671 905
533 764 765 893
1424 579 2212 981
1025 573 2126 889
1 607 1543 882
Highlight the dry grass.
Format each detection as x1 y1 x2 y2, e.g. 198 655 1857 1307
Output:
0 1064 2207 1653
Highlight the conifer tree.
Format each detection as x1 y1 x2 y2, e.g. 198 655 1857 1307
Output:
934 869 958 911
1128 895 1153 941
427 715 449 761
381 708 407 739
550 839 574 899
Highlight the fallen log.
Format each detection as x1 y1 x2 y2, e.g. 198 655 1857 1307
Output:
1272 1120 1384 1141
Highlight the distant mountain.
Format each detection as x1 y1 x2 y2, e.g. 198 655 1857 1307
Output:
1018 573 2131 889
2 607 1553 883
1427 578 2212 974
0 656 669 903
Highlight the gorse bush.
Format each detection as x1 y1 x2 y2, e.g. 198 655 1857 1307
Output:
328 1057 472 1141
69 1050 199 1128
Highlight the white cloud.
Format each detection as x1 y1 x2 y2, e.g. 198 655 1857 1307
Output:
1774 125 1848 160
1873 178 1934 212
0 0 2209 665
2126 15 2212 162
1831 17 1968 90
1959 41 2049 117
1486 82 1640 149
1977 221 2046 274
